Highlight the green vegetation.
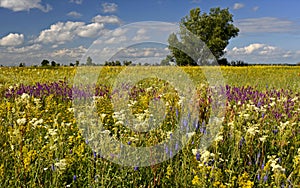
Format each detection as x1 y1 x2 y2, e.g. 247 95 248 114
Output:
0 66 299 187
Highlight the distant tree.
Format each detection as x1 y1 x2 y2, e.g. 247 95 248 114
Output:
218 58 230 66
70 63 75 66
51 61 57 66
19 62 25 67
41 59 50 66
123 60 132 66
75 60 80 66
168 7 239 66
86 56 93 66
230 60 248 66
115 60 121 66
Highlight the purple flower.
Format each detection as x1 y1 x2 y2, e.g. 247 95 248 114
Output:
263 175 268 183
134 166 139 171
257 174 260 181
127 141 132 145
73 175 77 181
196 153 200 161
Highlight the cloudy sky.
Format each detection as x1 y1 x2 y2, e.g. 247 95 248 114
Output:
0 0 300 66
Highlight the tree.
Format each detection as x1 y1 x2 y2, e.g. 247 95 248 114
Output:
19 62 25 67
75 60 80 66
51 61 56 66
41 59 49 66
168 7 239 65
86 56 93 66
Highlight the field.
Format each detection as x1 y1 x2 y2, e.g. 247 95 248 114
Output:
0 66 300 187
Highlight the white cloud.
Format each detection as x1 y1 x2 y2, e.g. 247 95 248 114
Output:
0 0 52 12
133 28 150 41
77 23 104 38
7 44 41 53
67 11 82 18
35 21 105 44
69 0 82 4
35 21 85 44
51 45 87 58
232 43 266 54
105 36 127 44
225 43 299 63
0 33 24 46
102 2 118 13
252 6 259 11
236 17 297 33
233 3 244 10
92 15 121 25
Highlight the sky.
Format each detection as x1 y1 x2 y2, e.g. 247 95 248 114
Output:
0 0 300 66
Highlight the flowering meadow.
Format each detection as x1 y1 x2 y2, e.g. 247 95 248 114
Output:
0 66 300 187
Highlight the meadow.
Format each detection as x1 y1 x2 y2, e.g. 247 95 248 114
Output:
0 66 300 187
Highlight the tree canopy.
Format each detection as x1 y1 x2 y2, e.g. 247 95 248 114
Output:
168 7 239 66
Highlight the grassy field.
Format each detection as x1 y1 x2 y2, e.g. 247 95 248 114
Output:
0 66 300 187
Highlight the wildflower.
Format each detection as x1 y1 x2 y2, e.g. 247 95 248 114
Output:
73 175 77 181
17 118 26 126
192 175 200 185
259 135 268 142
257 174 260 181
196 153 200 161
134 166 139 171
54 159 68 171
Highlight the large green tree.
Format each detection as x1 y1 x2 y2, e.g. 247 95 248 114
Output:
168 7 239 66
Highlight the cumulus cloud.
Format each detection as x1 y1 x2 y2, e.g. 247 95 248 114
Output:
236 17 297 33
35 21 84 44
0 0 52 12
225 43 299 63
77 23 104 38
232 43 266 54
233 3 244 10
101 2 118 13
35 21 105 44
92 15 121 25
51 45 87 58
133 28 150 41
7 44 41 53
0 33 24 46
67 11 82 18
69 0 82 4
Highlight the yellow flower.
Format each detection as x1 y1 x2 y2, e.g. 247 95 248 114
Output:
192 175 200 185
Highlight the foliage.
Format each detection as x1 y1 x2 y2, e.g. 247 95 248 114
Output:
168 7 239 66
41 59 50 67
0 66 299 187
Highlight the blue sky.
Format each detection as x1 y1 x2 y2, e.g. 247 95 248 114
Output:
0 0 300 65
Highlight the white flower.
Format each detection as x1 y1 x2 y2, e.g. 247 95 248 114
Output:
67 108 74 113
17 118 27 126
48 129 57 136
192 149 200 156
246 126 259 136
259 135 268 142
214 133 223 142
101 130 111 134
21 93 30 100
55 159 68 171
186 132 195 138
